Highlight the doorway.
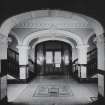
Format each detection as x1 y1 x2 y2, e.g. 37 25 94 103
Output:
35 40 72 76
45 50 62 75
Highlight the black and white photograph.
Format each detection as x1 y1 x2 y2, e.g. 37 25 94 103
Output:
0 0 105 105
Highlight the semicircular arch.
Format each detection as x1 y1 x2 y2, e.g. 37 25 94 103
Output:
32 37 75 49
22 30 83 46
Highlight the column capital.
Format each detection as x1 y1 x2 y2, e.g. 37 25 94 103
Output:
0 33 8 44
16 45 30 50
76 44 89 49
77 44 88 64
96 34 104 44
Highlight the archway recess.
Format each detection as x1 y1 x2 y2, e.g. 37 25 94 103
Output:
18 29 82 69
29 36 75 62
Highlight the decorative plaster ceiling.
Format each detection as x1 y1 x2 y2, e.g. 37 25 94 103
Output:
5 10 103 47
1 10 104 36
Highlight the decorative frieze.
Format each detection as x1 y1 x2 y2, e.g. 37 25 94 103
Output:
15 17 89 29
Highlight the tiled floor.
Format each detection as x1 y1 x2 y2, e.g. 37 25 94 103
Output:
7 76 98 105
7 84 28 101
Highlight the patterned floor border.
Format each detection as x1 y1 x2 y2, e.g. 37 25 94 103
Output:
33 84 73 97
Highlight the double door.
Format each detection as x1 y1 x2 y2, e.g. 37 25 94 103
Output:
45 50 63 75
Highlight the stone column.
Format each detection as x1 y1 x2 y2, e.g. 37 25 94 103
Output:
97 34 105 97
77 45 89 79
0 34 8 59
17 45 29 81
72 48 78 62
0 34 8 102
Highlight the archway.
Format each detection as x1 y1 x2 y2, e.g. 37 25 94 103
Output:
30 37 75 62
22 30 83 46
34 40 72 77
17 29 81 80
0 10 104 104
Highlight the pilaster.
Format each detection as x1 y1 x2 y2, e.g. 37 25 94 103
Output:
77 44 89 78
97 34 105 97
0 34 8 59
17 45 30 80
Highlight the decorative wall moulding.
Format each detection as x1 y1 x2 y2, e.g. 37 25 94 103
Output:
15 17 89 29
15 23 89 29
15 22 89 29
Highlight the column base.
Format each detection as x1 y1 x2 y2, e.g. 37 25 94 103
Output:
18 79 29 84
78 78 98 83
98 93 104 99
7 78 29 84
98 93 105 104
19 65 29 82
0 96 8 105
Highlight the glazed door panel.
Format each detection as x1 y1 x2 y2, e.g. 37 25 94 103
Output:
54 51 61 65
45 50 63 75
54 51 62 74
46 51 53 64
45 51 53 74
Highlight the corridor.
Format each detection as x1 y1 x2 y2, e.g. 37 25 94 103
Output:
8 76 98 105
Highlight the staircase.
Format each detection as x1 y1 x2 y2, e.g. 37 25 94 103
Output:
72 48 98 82
87 48 97 78
1 48 20 83
86 98 105 105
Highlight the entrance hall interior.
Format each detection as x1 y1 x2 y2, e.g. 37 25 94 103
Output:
0 10 105 105
7 34 98 105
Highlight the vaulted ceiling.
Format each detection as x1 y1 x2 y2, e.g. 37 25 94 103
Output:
7 10 99 48
10 10 94 43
